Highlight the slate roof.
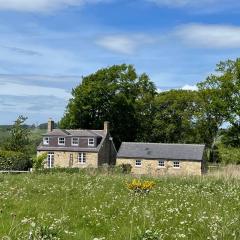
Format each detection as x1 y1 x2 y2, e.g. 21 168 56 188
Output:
117 142 205 161
43 129 106 137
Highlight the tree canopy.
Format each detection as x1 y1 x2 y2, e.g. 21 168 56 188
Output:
151 90 201 144
60 59 240 160
60 64 156 148
3 115 30 153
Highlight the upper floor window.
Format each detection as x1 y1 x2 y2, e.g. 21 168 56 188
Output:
173 161 180 168
72 137 79 146
135 160 142 167
78 152 86 164
43 137 49 145
158 160 165 168
88 138 95 147
58 137 65 145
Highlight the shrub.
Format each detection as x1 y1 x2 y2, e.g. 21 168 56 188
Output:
32 153 47 171
0 150 31 171
118 163 132 174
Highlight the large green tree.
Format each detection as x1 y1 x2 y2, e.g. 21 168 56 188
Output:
197 59 240 149
60 64 156 148
151 90 201 143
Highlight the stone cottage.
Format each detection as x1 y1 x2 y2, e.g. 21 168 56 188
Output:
116 142 206 175
37 119 117 168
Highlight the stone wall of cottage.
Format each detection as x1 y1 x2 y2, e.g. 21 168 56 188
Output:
116 158 203 176
37 151 98 168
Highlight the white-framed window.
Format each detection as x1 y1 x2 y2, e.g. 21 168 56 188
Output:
158 160 165 168
58 137 65 145
173 161 180 168
78 152 86 164
71 137 79 146
43 137 49 145
88 138 95 147
47 152 54 168
135 159 142 167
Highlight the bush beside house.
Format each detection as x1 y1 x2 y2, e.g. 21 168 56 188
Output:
0 150 31 171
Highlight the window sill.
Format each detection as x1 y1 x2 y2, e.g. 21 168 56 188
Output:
157 167 166 169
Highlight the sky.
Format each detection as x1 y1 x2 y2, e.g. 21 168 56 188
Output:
1 0 240 124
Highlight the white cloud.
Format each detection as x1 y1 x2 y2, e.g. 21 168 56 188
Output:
0 82 71 99
96 35 155 54
181 84 198 91
175 24 240 49
0 74 80 86
0 0 107 12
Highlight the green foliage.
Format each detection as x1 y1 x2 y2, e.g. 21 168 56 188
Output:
221 125 240 147
197 58 240 149
0 150 31 170
33 153 47 170
60 64 156 149
218 145 240 165
208 144 221 163
39 167 82 174
3 116 30 153
135 229 162 240
151 90 201 143
117 163 132 174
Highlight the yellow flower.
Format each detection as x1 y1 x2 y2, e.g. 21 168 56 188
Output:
127 179 155 193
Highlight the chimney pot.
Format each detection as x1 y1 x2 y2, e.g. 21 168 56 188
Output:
104 121 110 134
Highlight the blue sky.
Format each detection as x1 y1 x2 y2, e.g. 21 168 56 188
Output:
1 0 240 124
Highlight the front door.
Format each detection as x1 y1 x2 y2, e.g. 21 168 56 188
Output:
47 152 54 168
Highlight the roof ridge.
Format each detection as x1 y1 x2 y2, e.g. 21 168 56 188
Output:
65 129 104 132
122 142 205 146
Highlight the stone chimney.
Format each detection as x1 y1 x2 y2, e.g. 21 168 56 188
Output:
48 118 54 132
104 121 110 134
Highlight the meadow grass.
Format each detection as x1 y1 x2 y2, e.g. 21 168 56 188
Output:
0 171 240 240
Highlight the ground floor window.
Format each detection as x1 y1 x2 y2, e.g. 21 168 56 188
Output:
135 159 142 167
158 160 165 168
173 161 180 168
78 152 86 164
47 152 54 168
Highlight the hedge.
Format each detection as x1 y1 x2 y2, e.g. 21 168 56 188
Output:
0 150 32 171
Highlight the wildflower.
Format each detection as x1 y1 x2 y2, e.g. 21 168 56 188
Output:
127 179 156 193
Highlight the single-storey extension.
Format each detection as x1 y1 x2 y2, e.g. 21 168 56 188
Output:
116 142 206 175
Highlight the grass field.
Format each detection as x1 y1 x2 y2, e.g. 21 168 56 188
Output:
0 171 240 240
